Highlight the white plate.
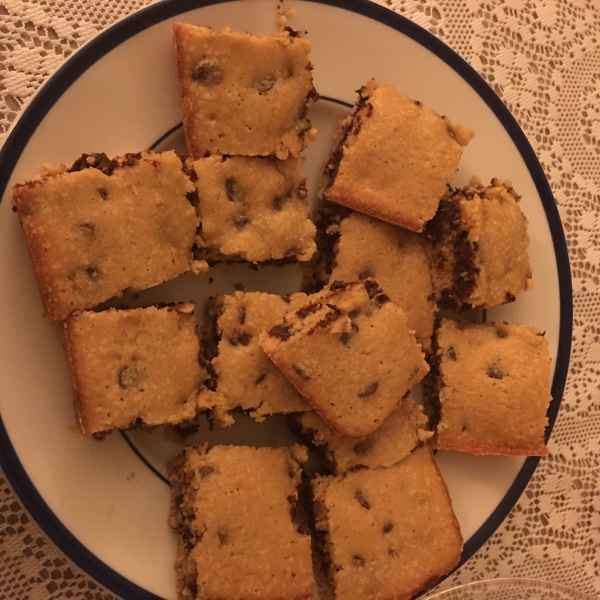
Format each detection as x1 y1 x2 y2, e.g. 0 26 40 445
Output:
0 1 572 598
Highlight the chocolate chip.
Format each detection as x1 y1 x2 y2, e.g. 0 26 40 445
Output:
353 439 373 456
118 363 143 389
373 292 389 307
192 59 224 86
329 281 348 292
388 547 400 558
186 189 199 207
217 529 229 545
254 73 276 93
293 364 310 380
200 465 215 478
348 308 361 319
487 365 504 379
68 153 118 175
383 522 394 534
505 292 516 303
123 152 142 167
84 266 101 281
340 332 352 346
272 196 284 211
234 215 250 230
97 187 109 200
79 223 95 239
496 327 509 338
355 490 370 510
413 99 423 107
238 306 246 325
255 373 267 384
283 63 295 79
358 382 378 398
352 554 365 567
224 177 238 201
447 347 457 360
358 268 373 280
297 182 308 199
269 324 292 341
228 332 251 346
364 279 382 298
296 303 320 319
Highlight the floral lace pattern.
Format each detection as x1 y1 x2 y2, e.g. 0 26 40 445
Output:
0 1 598 598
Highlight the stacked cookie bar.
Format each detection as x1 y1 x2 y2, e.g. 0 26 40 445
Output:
13 151 213 436
174 22 319 266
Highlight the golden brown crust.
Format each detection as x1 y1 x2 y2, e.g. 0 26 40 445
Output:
311 445 463 600
173 23 317 159
433 319 551 456
62 304 209 436
13 150 199 321
319 79 473 232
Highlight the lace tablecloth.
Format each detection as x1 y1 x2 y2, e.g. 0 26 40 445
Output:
0 1 598 598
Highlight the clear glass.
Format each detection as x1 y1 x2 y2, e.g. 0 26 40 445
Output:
424 578 595 600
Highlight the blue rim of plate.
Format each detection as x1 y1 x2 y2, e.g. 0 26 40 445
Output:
0 0 573 598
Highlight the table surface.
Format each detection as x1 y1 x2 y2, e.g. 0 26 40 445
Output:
0 1 598 599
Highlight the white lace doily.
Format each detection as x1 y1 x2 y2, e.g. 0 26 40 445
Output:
0 1 598 598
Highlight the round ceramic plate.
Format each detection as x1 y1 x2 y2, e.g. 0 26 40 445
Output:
0 1 572 599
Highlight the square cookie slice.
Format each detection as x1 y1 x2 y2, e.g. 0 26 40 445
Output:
309 208 435 353
188 155 316 264
13 150 204 321
425 177 535 311
311 445 463 600
319 79 474 232
168 444 313 600
431 318 552 455
295 392 432 474
63 303 211 436
173 23 318 159
259 280 429 439
206 291 311 423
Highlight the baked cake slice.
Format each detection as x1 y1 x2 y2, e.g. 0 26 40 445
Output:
295 392 432 474
63 303 211 436
308 208 435 353
259 280 429 439
168 444 313 600
311 444 463 600
424 177 534 311
319 79 474 232
173 23 318 160
13 150 204 321
430 318 552 455
187 155 316 264
206 291 311 423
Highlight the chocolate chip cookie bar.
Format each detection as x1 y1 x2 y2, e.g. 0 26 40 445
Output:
168 444 313 600
63 303 211 436
308 208 435 352
431 318 552 455
259 280 429 439
311 445 463 600
206 291 311 423
188 155 316 264
425 177 534 311
319 79 474 232
173 23 318 160
13 150 204 321
295 392 432 474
